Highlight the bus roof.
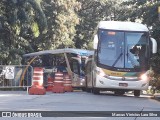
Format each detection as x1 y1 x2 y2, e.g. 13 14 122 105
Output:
98 21 149 32
23 48 94 57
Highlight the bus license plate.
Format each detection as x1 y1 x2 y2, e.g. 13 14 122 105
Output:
119 83 128 87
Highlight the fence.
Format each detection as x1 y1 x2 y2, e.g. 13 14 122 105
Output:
0 65 33 90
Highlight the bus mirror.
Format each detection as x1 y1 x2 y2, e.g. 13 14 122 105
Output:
151 38 157 54
94 35 98 49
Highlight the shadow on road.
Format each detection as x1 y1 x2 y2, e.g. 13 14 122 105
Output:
97 91 153 99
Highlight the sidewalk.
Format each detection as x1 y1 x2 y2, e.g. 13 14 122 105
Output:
153 93 160 101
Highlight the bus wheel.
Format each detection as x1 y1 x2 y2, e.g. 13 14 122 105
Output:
134 90 140 97
93 88 100 95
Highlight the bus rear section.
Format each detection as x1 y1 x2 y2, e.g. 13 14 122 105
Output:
66 49 94 90
85 21 157 97
22 48 93 89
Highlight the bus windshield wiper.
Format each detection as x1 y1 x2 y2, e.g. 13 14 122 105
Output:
112 53 123 67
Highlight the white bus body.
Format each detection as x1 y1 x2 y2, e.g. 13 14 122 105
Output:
85 21 157 96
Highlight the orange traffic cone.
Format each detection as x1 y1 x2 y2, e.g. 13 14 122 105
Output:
46 76 54 91
52 72 65 93
29 67 46 95
63 73 73 92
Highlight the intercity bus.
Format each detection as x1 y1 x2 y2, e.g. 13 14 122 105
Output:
85 21 157 96
22 48 93 89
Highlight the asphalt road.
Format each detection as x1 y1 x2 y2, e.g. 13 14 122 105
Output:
0 91 159 120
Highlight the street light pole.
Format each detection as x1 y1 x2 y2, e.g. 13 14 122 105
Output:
158 6 160 21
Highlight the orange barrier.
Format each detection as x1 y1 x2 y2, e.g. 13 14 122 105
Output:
46 77 54 91
63 73 73 92
52 72 65 93
29 67 46 95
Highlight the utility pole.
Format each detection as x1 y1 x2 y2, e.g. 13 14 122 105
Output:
111 7 115 21
158 6 160 21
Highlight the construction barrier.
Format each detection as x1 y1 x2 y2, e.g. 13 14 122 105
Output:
63 73 73 92
46 76 54 91
29 67 46 95
52 72 65 93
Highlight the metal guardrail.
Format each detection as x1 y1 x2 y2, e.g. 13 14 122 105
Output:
0 65 33 89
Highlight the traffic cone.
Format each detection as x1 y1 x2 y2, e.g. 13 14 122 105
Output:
46 77 54 91
63 73 73 92
52 72 65 93
29 67 46 95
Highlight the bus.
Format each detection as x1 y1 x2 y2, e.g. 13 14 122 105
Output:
22 48 93 89
85 21 157 96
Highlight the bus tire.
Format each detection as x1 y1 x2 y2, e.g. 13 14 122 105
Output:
134 90 140 97
93 88 100 95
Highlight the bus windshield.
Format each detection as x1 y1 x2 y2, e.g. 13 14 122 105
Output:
97 29 149 71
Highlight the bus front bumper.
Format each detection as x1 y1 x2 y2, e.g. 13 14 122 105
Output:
95 75 149 90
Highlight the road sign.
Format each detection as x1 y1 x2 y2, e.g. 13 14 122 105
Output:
5 66 15 79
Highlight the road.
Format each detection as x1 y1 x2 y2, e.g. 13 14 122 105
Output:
0 91 159 120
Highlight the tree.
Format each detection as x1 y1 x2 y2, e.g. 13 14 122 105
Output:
40 0 81 49
74 0 123 49
0 0 81 64
0 0 48 64
118 0 160 42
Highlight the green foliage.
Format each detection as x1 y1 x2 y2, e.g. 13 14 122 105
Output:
0 0 47 64
74 0 122 49
0 0 82 64
38 0 81 50
74 0 106 48
31 22 40 37
0 0 122 64
52 0 80 48
0 0 160 91
150 53 160 90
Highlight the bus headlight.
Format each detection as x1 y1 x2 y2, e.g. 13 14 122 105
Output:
96 70 108 78
140 74 148 81
99 71 106 77
80 78 85 82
